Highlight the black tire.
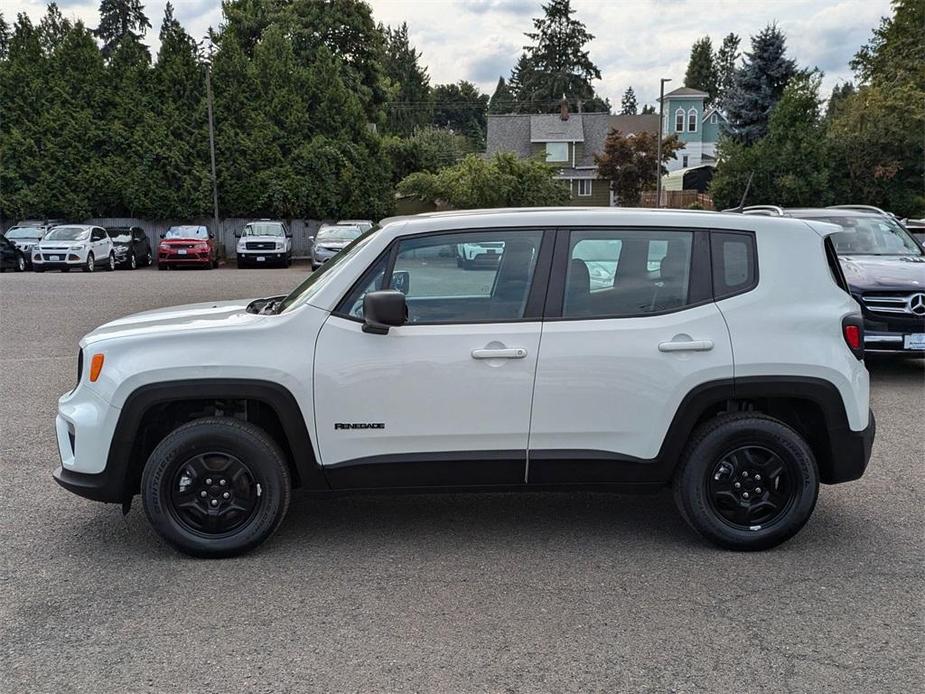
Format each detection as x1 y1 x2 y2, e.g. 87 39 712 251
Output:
34 267 44 273
127 252 137 270
285 255 292 268
157 262 167 271
15 254 26 272
673 413 819 551
141 417 291 558
145 250 153 266
236 257 245 269
82 252 95 273
61 268 69 273
107 252 116 271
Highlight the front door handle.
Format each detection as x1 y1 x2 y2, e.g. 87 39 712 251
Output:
658 339 714 352
471 347 528 359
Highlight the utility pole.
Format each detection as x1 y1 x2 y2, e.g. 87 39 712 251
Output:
655 78 671 209
204 34 220 248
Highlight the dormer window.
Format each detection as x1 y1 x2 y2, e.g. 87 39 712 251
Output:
688 108 697 132
546 142 568 162
710 112 718 124
675 109 685 132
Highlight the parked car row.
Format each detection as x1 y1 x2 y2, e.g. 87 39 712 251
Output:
2 218 377 273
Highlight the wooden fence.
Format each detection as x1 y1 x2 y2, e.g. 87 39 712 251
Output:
639 191 715 210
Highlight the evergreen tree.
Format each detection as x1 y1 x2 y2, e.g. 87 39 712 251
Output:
95 0 151 57
851 0 924 87
723 24 797 144
38 3 72 55
520 0 606 113
431 81 489 149
508 52 535 112
0 13 10 59
488 76 515 114
714 33 740 104
825 82 855 121
684 36 718 103
641 104 656 114
711 75 831 209
381 22 431 136
620 86 638 115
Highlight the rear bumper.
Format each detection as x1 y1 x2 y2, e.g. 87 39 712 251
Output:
825 409 876 484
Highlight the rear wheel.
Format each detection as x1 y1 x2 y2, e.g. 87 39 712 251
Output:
107 252 116 271
673 413 819 551
15 254 26 272
141 418 291 558
82 252 95 273
128 252 137 270
158 262 167 271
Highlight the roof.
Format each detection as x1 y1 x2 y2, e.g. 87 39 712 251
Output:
530 113 585 142
661 86 709 100
486 112 659 168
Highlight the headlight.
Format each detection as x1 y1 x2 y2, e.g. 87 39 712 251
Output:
69 245 83 251
276 241 285 249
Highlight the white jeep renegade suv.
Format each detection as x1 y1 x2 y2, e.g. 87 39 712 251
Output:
53 208 875 557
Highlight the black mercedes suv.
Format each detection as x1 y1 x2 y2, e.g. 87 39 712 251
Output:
740 205 925 355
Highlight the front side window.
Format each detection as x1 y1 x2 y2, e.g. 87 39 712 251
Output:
545 142 568 162
91 228 105 241
338 230 544 324
564 229 694 318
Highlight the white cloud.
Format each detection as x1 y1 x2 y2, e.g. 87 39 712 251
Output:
3 0 891 104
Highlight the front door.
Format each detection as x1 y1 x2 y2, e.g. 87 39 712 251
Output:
313 228 550 489
528 227 733 484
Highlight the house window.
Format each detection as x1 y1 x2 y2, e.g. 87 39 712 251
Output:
710 113 718 124
546 142 568 162
675 109 685 132
688 108 697 132
578 179 593 197
682 155 689 168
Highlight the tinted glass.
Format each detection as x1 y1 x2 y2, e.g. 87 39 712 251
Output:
711 231 758 299
564 230 693 317
805 215 921 256
391 230 543 323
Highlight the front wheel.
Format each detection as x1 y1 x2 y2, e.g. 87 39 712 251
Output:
673 413 819 551
107 252 116 271
141 418 291 558
82 252 95 272
128 252 137 270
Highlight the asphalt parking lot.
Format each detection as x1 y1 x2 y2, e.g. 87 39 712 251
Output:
1 264 922 693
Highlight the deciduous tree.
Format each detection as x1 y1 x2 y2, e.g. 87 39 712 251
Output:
595 130 683 207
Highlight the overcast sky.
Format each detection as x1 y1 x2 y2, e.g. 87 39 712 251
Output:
4 0 891 106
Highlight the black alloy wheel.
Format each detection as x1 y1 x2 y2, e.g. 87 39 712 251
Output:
706 445 796 529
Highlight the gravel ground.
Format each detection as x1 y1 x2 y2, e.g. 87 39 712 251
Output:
1 264 923 693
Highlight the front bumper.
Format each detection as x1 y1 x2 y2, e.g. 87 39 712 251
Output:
864 331 925 355
238 251 288 263
159 252 211 266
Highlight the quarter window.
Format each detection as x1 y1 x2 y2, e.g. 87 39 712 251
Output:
563 229 694 318
711 231 758 298
545 142 568 162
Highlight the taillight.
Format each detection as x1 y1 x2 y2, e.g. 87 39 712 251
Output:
842 315 864 359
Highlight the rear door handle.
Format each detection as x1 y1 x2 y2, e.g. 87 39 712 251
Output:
471 347 528 359
658 339 714 352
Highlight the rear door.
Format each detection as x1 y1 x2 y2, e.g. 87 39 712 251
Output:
527 227 733 484
313 228 553 489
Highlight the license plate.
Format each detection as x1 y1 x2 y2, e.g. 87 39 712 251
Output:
49 255 60 261
904 333 925 350
177 249 187 255
257 256 265 262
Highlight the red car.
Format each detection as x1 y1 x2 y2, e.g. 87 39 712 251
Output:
158 225 218 270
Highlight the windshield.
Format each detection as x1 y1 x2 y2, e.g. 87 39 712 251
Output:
107 229 132 242
277 228 379 313
44 226 89 242
242 222 285 237
317 225 362 242
166 226 208 239
807 216 922 256
6 227 42 239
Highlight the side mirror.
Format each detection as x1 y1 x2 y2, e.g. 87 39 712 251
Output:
208 233 215 239
362 290 407 334
308 235 315 243
234 232 241 238
390 270 410 295
159 232 166 239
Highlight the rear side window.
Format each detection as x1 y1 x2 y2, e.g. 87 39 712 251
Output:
711 231 757 299
563 229 695 318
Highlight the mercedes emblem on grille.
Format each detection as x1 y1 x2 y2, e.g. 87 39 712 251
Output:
909 293 925 316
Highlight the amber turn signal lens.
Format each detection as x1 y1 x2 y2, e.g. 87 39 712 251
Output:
89 354 105 382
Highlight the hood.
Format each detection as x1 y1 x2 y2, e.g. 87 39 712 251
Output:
239 235 286 243
80 299 264 347
314 239 352 250
160 236 209 244
38 239 87 249
840 255 925 293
